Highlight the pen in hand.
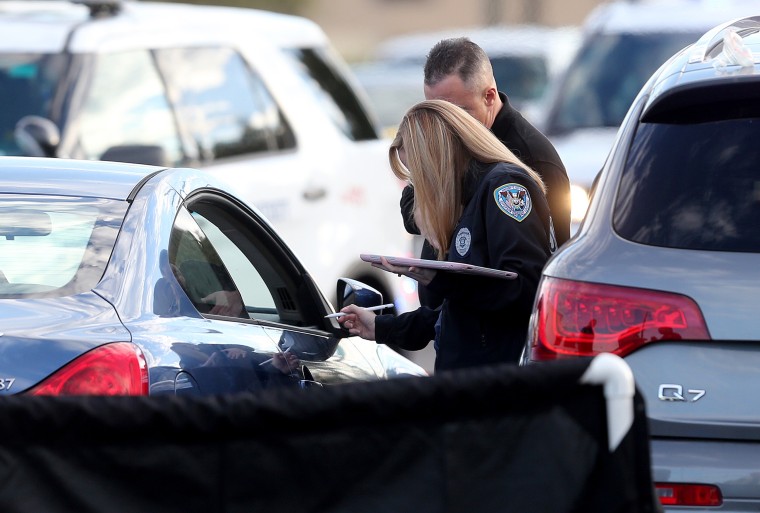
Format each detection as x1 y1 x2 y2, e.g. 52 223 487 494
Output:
324 303 395 318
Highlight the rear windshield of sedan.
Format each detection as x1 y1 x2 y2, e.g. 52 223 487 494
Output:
0 195 126 297
614 118 760 252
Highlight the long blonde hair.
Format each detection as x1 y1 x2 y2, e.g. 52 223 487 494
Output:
389 99 545 258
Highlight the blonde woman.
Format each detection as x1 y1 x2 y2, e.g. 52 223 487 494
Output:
338 100 556 372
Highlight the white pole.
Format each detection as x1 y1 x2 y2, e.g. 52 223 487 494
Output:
579 353 635 451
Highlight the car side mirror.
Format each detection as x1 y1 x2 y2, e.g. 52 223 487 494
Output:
14 115 60 157
336 277 383 310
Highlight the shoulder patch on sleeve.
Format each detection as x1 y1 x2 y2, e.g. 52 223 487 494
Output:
494 183 532 222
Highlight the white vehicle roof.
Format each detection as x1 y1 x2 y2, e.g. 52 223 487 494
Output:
584 0 760 35
0 0 327 53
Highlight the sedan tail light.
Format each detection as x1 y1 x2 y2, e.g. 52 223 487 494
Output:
27 342 148 396
656 483 722 507
528 277 710 360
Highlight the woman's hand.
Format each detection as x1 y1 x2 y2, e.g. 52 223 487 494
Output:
336 304 378 340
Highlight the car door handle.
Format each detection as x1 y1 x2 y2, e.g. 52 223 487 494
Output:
302 186 327 201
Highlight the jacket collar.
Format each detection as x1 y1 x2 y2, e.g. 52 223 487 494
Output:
462 160 494 205
491 92 516 139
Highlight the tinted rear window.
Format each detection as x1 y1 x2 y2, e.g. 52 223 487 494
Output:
0 195 126 297
614 119 760 251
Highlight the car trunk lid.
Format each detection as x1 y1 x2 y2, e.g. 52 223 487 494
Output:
0 292 129 394
626 341 760 440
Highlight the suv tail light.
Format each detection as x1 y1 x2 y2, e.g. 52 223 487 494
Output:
528 277 710 360
656 483 722 507
27 342 148 396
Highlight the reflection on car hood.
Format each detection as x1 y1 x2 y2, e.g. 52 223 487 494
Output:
549 128 619 188
0 292 129 393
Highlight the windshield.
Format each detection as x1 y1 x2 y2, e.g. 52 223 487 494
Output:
491 55 549 105
0 195 127 297
0 53 67 155
547 32 700 134
614 119 760 252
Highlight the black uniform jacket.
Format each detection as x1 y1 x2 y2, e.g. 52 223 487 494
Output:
378 161 554 371
401 93 569 309
491 93 570 246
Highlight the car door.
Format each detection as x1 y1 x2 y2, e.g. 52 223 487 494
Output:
175 191 384 388
151 203 303 395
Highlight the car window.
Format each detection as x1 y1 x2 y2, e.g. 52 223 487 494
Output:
155 47 295 161
76 50 183 165
548 32 699 133
350 61 422 133
169 199 313 326
192 213 278 316
284 47 378 141
614 118 760 252
491 55 548 104
0 53 68 155
168 208 249 319
0 195 126 297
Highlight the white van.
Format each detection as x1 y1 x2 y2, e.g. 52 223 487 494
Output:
0 0 419 312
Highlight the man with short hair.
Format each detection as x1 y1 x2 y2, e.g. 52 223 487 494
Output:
401 37 570 308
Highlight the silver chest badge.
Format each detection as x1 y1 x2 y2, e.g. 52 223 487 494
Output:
455 227 471 256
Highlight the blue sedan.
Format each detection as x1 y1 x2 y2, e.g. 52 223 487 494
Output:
0 157 425 395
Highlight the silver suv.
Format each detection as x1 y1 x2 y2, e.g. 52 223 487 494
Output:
522 15 760 512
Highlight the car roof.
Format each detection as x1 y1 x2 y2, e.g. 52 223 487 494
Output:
641 15 760 121
584 0 759 35
0 0 327 53
0 156 161 199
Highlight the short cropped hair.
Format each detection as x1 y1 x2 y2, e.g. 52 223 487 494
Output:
423 37 493 89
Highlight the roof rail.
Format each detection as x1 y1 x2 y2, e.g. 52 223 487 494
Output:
688 15 760 64
71 0 122 18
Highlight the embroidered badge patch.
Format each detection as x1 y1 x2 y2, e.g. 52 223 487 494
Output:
494 183 532 222
454 227 471 256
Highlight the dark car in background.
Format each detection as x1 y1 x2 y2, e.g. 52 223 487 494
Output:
0 157 425 396
522 15 760 511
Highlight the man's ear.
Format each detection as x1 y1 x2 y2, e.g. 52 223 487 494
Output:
484 86 498 106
